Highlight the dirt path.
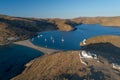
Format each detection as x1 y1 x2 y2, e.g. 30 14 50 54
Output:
14 40 60 54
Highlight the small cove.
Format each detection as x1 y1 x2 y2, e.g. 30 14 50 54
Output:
30 24 120 50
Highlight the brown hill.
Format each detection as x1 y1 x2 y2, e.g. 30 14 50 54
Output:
0 15 58 45
11 36 120 80
80 35 120 47
12 43 120 80
72 17 120 27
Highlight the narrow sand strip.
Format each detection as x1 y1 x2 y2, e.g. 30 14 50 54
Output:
14 40 59 54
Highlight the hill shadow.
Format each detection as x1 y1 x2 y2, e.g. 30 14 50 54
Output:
54 70 105 80
81 42 120 64
0 44 43 80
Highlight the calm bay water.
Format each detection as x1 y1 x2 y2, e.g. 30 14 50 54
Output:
30 24 120 50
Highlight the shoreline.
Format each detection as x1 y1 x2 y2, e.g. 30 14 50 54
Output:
14 40 60 54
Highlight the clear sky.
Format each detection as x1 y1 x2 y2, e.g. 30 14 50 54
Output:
0 0 120 18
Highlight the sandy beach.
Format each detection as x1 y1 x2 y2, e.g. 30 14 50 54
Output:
14 40 60 54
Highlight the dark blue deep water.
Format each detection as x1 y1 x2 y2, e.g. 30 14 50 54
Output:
0 44 43 80
30 24 120 50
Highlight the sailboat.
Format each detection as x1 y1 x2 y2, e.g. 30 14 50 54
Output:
61 37 64 42
40 34 43 37
50 36 53 40
37 35 40 38
45 38 47 42
31 38 34 41
52 39 55 43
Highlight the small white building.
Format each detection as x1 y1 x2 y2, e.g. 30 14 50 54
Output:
80 39 87 46
79 50 98 66
82 39 86 45
81 51 93 58
81 50 97 59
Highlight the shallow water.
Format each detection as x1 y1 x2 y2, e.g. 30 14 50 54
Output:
0 44 43 80
30 24 120 50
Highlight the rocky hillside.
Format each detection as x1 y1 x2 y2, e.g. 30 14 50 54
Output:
0 14 79 45
72 17 120 27
0 15 58 45
0 14 120 45
12 43 120 80
81 35 120 47
12 36 120 80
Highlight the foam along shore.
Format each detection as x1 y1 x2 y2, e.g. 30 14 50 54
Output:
14 40 60 54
